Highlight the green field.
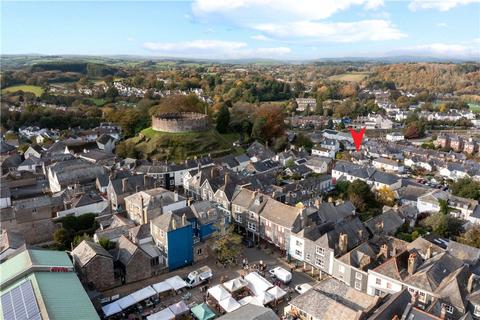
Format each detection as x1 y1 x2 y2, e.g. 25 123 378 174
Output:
469 103 480 114
127 128 242 161
328 72 370 82
2 85 44 97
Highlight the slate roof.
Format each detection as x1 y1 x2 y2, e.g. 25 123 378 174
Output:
433 265 470 311
246 141 275 160
368 289 411 320
289 278 377 320
97 134 114 145
364 210 404 235
0 229 25 254
217 304 279 320
71 240 112 268
48 159 107 186
337 241 376 269
315 217 369 254
446 241 480 266
151 211 191 232
0 140 16 154
260 198 302 229
316 201 355 224
115 235 143 266
403 252 464 293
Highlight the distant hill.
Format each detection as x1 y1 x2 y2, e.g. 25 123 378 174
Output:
30 61 119 77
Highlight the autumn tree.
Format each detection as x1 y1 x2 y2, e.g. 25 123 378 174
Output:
253 104 286 142
451 178 480 200
422 213 463 238
214 225 242 265
457 226 480 248
376 186 396 207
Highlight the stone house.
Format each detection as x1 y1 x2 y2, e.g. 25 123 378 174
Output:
71 240 115 291
114 235 153 284
107 174 155 212
124 187 186 225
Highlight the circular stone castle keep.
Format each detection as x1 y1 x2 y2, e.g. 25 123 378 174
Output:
152 112 209 133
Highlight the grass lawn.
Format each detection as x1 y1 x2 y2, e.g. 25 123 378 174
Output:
328 72 370 82
469 103 480 114
89 98 107 107
133 128 243 161
2 84 44 97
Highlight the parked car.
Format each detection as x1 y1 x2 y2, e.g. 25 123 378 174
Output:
295 283 313 295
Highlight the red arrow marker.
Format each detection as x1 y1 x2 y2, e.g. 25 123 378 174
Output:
349 127 366 151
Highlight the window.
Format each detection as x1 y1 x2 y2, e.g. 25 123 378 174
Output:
197 248 202 255
375 278 382 286
474 305 480 317
305 254 311 261
339 265 345 274
315 258 325 269
249 212 255 219
442 304 454 314
386 282 392 289
247 222 256 231
354 281 362 290
355 273 362 280
160 230 165 238
236 215 243 223
418 291 426 303
296 240 302 246
295 250 302 257
316 246 325 256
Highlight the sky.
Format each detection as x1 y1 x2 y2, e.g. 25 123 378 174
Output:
1 0 479 60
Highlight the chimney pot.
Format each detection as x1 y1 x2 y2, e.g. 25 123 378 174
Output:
122 178 128 193
408 253 418 275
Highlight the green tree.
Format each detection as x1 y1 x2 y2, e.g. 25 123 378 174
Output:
457 226 480 248
422 213 463 238
438 199 451 215
347 180 377 213
451 178 480 200
327 119 334 129
292 133 313 150
214 226 242 265
53 228 71 249
72 233 92 248
251 117 267 142
98 238 116 250
216 104 231 133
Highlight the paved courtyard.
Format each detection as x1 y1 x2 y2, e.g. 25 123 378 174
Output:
99 245 317 318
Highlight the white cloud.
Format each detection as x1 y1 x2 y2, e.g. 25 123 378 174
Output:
409 0 480 11
143 40 247 52
436 22 448 27
254 20 406 42
142 39 290 58
192 0 384 22
251 35 269 41
398 41 480 57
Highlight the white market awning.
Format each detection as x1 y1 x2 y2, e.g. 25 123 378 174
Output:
102 301 122 317
165 276 188 291
218 296 241 313
130 286 157 303
238 296 263 307
168 300 190 316
153 281 173 294
116 295 137 309
267 286 287 300
255 291 275 305
207 284 231 302
223 277 248 293
244 272 273 296
147 307 175 320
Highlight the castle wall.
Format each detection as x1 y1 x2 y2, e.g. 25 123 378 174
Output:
152 112 209 133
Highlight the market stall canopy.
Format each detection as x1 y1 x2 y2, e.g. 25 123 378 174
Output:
102 301 122 317
207 284 231 302
223 277 248 293
267 286 287 300
255 291 275 305
219 296 241 313
244 272 273 296
131 286 156 303
164 276 188 291
153 281 173 294
238 296 264 307
191 303 216 320
116 294 137 309
168 300 190 316
146 307 175 320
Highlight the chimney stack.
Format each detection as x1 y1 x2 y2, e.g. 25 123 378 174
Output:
440 304 446 320
143 174 149 188
122 178 128 193
182 213 187 226
408 253 418 275
380 244 389 259
171 216 177 230
174 190 178 202
468 274 478 293
426 244 433 259
224 173 229 186
339 233 348 254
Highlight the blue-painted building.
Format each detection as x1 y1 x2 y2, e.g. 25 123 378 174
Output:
150 212 193 271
